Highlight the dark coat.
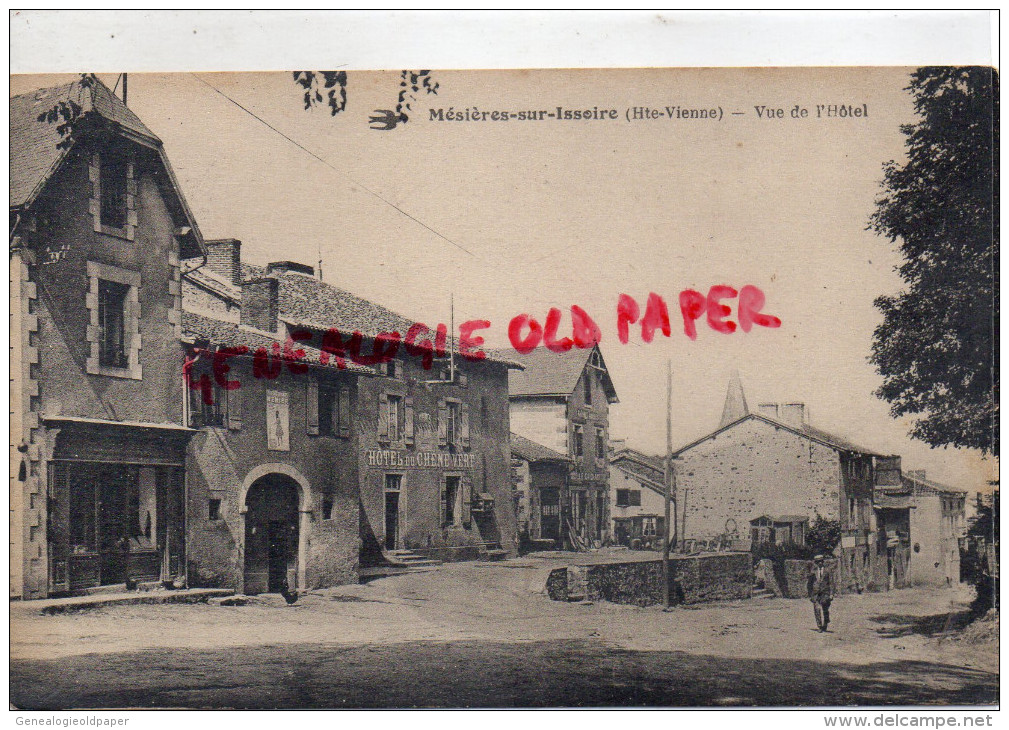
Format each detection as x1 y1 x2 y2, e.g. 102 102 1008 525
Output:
808 564 834 604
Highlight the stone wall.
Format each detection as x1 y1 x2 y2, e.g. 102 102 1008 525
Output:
546 553 752 606
676 417 842 541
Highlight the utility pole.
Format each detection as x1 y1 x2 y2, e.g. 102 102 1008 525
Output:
663 360 672 610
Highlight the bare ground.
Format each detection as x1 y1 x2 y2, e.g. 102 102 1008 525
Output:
9 557 998 708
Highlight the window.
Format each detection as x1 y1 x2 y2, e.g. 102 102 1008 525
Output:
387 395 403 442
583 374 592 405
319 385 338 437
848 497 856 527
642 517 657 536
573 424 584 458
208 499 221 521
322 497 334 520
615 489 642 507
595 427 606 460
188 365 225 428
100 150 129 229
98 280 129 368
446 401 461 445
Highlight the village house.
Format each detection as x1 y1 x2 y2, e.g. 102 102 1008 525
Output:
507 345 618 549
180 244 375 593
903 471 967 587
10 78 205 598
608 447 667 549
183 245 522 579
672 374 909 592
510 432 570 550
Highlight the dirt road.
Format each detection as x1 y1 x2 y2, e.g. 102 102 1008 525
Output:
9 559 998 708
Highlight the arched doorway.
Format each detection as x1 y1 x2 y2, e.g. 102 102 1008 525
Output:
243 473 301 594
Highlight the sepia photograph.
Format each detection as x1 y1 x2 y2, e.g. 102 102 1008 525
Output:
8 10 998 714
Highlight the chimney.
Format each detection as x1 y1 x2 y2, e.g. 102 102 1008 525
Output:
267 261 315 277
874 455 903 487
757 402 779 419
205 238 243 287
241 278 279 333
779 403 807 427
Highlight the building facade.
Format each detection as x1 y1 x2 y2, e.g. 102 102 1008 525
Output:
673 380 908 593
186 251 521 571
904 472 967 587
507 345 618 549
608 448 667 549
511 432 570 549
10 78 205 598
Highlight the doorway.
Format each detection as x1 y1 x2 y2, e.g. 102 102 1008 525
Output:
244 474 300 594
384 474 402 550
540 487 560 541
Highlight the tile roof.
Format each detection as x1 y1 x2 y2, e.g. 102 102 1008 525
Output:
610 448 665 483
510 433 571 463
902 473 967 497
10 77 158 210
181 310 373 376
502 345 617 401
242 263 521 368
11 76 204 259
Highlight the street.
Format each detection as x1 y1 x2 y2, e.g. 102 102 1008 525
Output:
10 557 998 708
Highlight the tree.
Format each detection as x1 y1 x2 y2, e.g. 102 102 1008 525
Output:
869 67 998 456
293 70 438 129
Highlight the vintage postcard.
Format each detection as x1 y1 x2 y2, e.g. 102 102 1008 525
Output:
8 16 998 714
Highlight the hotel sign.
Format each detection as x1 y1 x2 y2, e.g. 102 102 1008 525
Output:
366 449 476 469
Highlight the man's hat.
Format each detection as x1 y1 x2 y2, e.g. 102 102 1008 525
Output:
813 554 825 562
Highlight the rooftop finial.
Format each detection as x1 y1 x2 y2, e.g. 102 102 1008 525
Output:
719 369 749 428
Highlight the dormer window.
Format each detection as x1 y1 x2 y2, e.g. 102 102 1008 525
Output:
100 150 129 229
89 150 136 240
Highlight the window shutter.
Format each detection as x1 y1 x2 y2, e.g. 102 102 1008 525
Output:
460 403 470 447
338 387 351 438
307 380 320 435
461 477 472 527
437 398 448 446
378 392 390 440
440 482 448 526
404 397 415 445
226 384 243 430
458 371 467 387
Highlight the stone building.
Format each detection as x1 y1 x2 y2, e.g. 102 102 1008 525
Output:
608 447 667 549
511 432 570 549
10 78 205 597
507 345 618 549
183 246 522 576
178 297 373 593
903 471 967 588
673 377 910 592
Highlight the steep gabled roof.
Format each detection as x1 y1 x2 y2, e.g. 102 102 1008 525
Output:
241 263 522 368
504 344 617 402
10 77 204 258
672 412 885 458
510 433 571 463
610 447 665 481
181 310 373 376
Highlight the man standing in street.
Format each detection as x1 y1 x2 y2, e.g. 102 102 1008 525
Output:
808 555 834 632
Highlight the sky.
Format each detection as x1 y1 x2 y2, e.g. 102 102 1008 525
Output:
10 68 997 492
